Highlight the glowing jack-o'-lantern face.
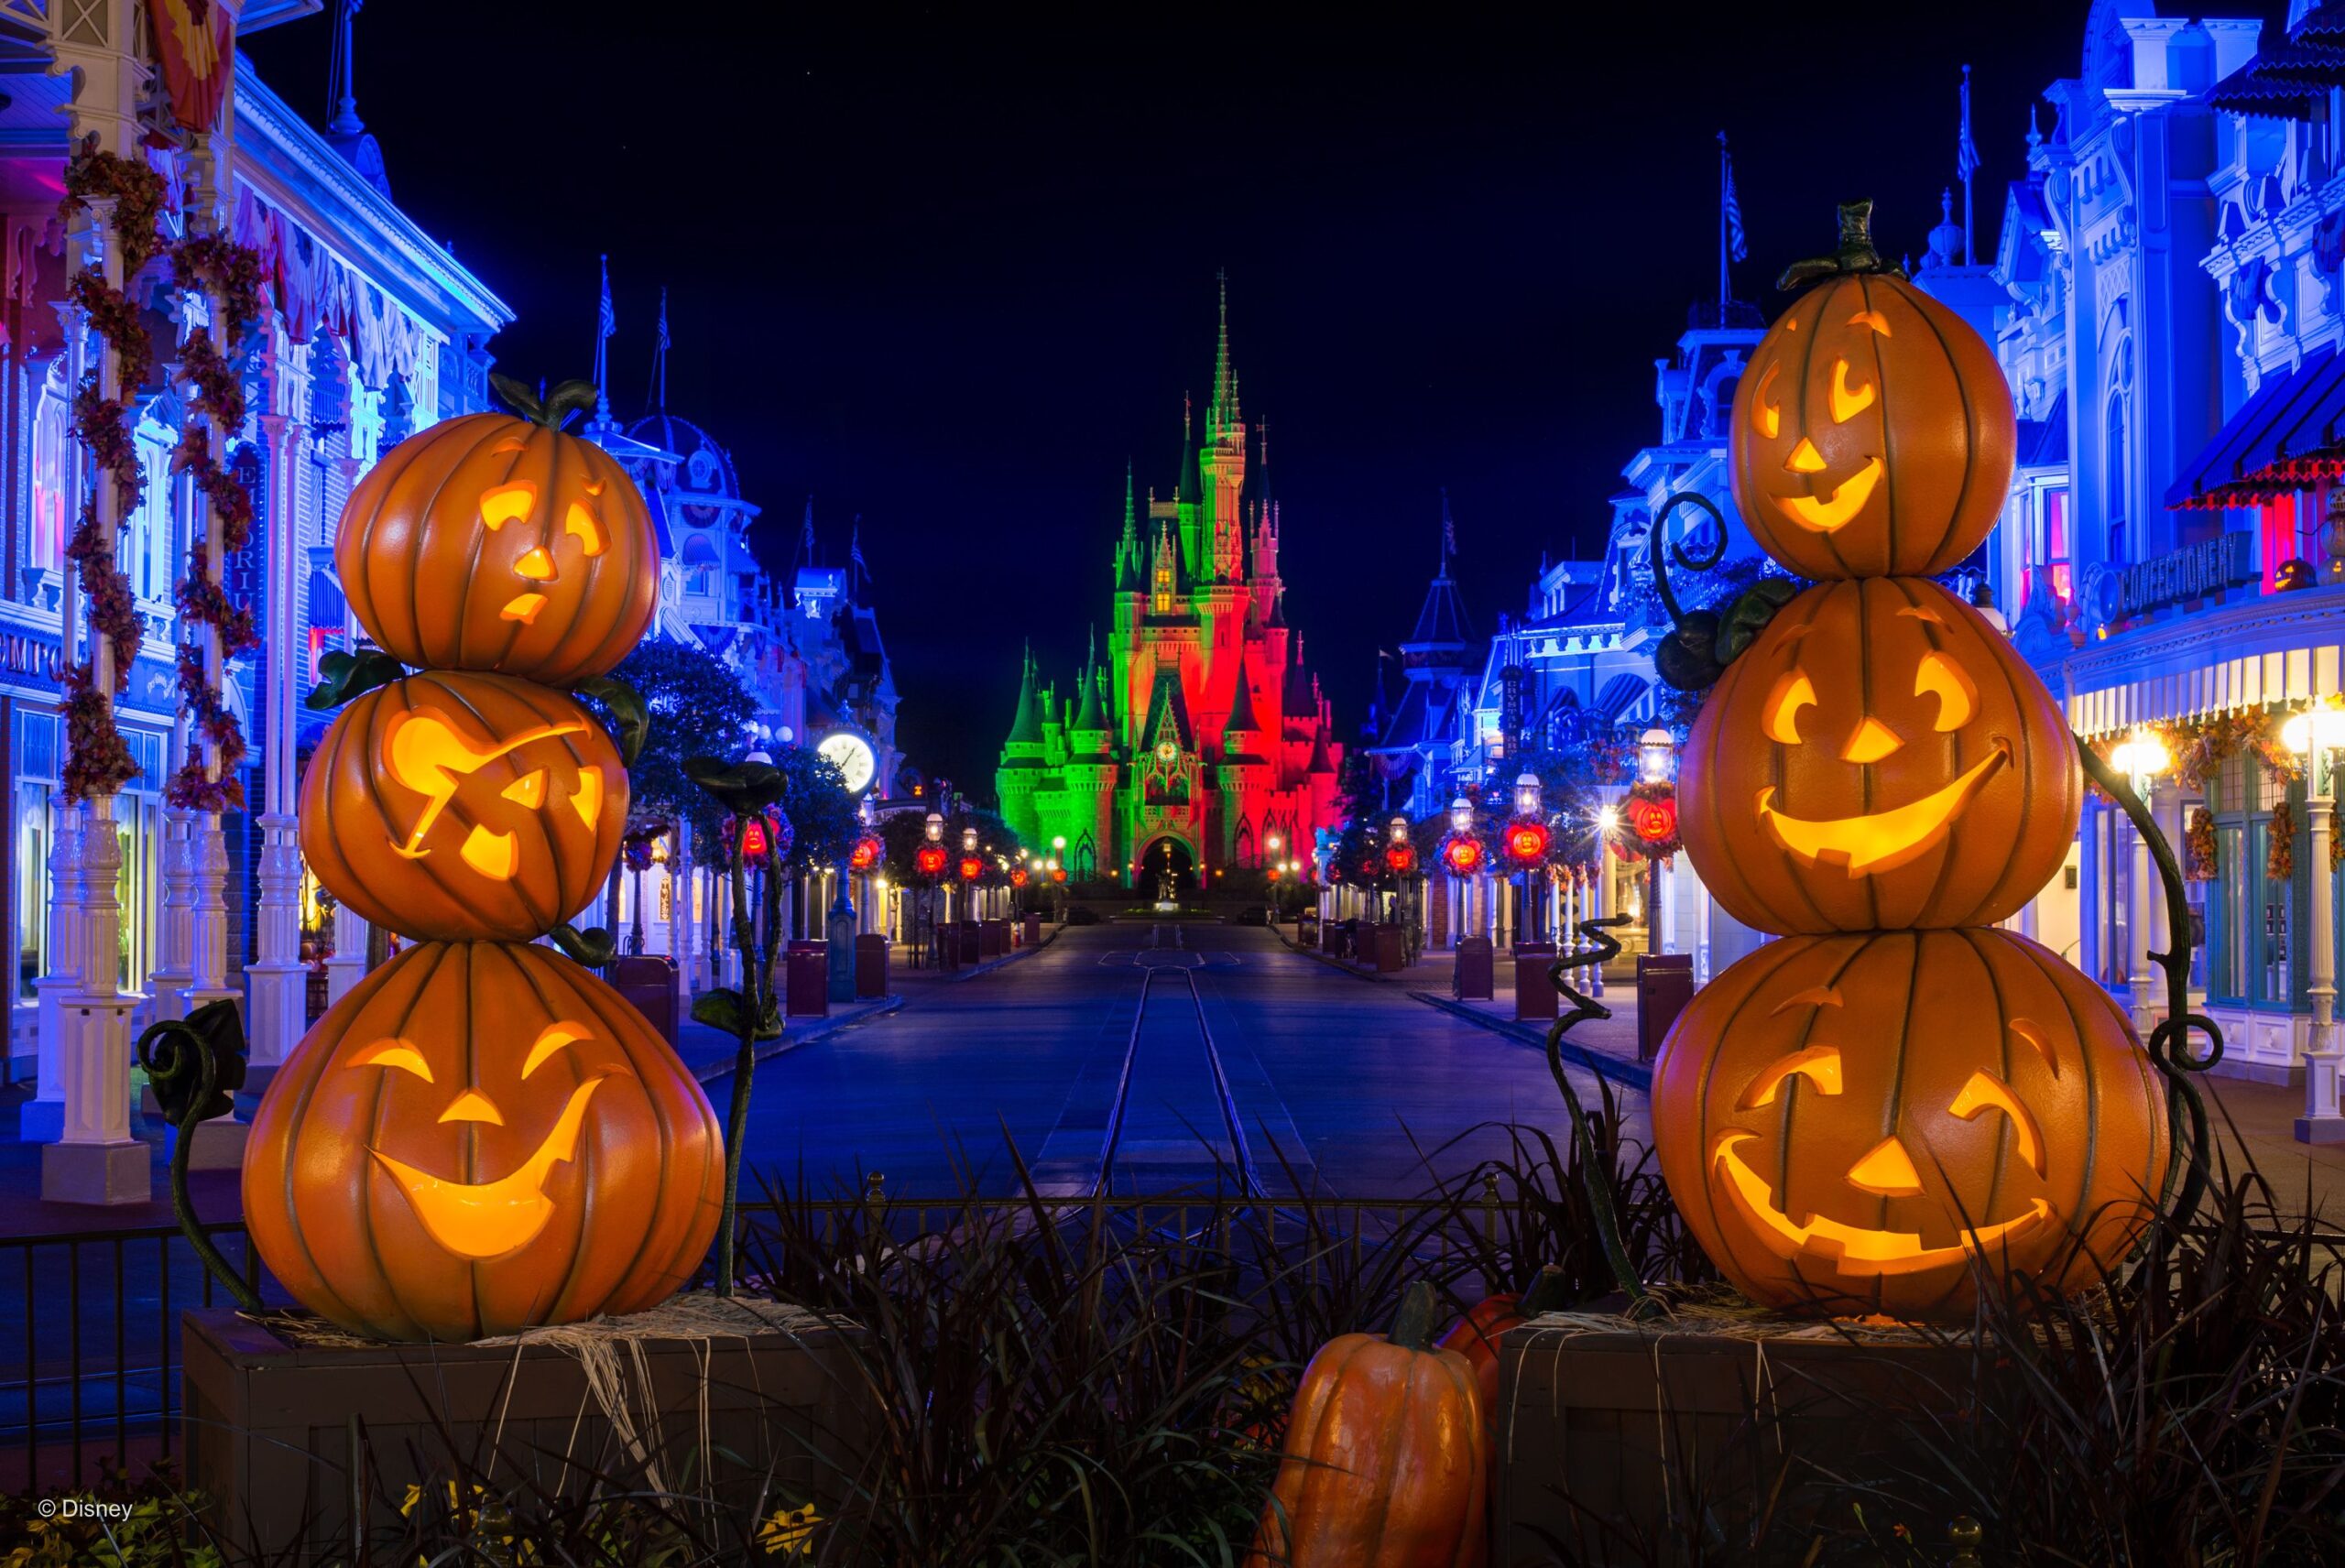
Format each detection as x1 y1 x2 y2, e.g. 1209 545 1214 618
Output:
300 671 628 943
336 410 658 682
1652 929 2167 1320
244 941 725 1342
1729 272 2014 579
1678 579 2078 932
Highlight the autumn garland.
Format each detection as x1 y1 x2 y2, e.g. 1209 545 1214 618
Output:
163 234 267 811
57 142 166 802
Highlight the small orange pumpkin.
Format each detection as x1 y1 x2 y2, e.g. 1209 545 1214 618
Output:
1435 1266 1568 1441
1729 205 2014 580
300 670 627 943
244 941 724 1341
336 382 658 683
1246 1281 1489 1568
1677 578 2078 932
1652 928 2167 1321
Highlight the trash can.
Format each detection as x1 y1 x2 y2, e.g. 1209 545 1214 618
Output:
1372 924 1405 973
958 920 983 965
1513 941 1559 1021
1453 936 1494 1000
612 955 679 1044
855 933 889 999
980 919 1007 958
1637 953 1696 1062
785 940 829 1018
1297 910 1319 948
1023 914 1042 947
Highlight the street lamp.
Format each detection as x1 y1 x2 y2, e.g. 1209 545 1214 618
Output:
2286 708 2345 1143
1638 727 1677 954
1450 793 1474 835
1515 772 1542 819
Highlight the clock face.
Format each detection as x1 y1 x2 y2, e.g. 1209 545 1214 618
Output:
817 731 878 795
1155 739 1180 767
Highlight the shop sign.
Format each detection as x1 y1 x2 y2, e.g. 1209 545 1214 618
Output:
2086 532 2257 624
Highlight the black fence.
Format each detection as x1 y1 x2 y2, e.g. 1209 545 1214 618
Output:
0 1191 1483 1493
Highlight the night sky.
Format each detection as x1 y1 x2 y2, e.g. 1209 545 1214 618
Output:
245 4 2277 795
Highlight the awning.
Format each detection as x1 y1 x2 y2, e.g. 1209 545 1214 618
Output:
2207 5 2345 120
2165 343 2345 510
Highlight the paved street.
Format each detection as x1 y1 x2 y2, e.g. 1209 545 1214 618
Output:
713 921 1643 1202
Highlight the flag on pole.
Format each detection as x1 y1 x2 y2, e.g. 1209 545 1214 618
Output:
1957 64 1981 181
802 496 817 567
851 516 872 586
598 256 616 342
1721 139 1749 264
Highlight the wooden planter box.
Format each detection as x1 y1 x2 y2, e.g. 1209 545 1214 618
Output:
182 1301 870 1562
1494 1314 1981 1565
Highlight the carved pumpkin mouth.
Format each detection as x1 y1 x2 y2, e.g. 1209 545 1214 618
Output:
369 1074 616 1261
1755 739 2010 877
1776 454 1882 535
1712 1132 2051 1279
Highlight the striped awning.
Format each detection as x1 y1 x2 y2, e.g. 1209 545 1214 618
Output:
2165 343 2345 509
2067 641 2345 738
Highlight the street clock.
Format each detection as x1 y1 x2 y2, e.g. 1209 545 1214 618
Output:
1154 738 1180 767
817 729 878 795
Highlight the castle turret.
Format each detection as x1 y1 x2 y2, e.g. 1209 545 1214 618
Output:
994 645 1050 844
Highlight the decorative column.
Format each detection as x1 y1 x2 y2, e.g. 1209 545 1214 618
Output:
1695 869 1714 985
245 408 307 1073
23 299 95 1144
2127 815 2156 1029
147 801 196 1021
45 193 145 1203
2299 730 2343 1142
324 898 368 1005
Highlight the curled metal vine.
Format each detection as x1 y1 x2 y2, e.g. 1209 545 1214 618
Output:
2074 736 2221 1227
136 1001 263 1312
1543 913 1656 1316
1646 490 1796 693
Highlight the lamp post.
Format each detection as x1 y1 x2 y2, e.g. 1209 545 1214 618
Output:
1448 793 1475 944
1514 773 1542 944
2110 729 2172 1028
2285 708 2345 1142
924 811 945 966
1639 728 1676 955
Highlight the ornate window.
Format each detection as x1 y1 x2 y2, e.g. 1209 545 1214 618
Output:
27 365 68 575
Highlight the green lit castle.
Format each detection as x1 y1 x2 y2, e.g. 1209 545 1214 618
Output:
996 282 1345 888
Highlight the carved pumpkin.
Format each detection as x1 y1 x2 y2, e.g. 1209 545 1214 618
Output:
300 671 627 944
1678 578 2078 932
1652 928 2167 1321
244 940 725 1342
1729 268 2013 580
1436 1266 1567 1442
336 407 657 682
1246 1281 1489 1568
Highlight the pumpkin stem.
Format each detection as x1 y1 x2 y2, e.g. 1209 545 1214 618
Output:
1517 1263 1569 1319
1389 1280 1439 1352
1775 199 1904 291
487 372 603 430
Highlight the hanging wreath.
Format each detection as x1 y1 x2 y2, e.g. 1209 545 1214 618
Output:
2185 806 2218 884
1615 779 1683 862
56 139 166 802
163 232 267 811
2269 799 2296 883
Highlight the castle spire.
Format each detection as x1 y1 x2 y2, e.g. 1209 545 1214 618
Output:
1074 645 1106 734
1210 270 1233 438
1007 642 1042 746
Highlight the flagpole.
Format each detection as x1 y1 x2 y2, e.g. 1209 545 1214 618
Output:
1718 132 1729 312
1961 65 1976 267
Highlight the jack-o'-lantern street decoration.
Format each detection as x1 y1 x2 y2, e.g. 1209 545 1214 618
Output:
1645 206 2182 1322
247 375 724 1343
959 855 985 883
1617 781 1681 863
916 843 950 879
850 833 883 873
336 379 659 684
1441 834 1486 877
1501 820 1550 868
1384 839 1417 877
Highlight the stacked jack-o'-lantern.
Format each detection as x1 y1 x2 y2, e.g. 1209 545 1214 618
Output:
245 381 725 1342
1656 206 2169 1320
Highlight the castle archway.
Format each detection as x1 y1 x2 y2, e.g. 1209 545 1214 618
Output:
1141 835 1196 898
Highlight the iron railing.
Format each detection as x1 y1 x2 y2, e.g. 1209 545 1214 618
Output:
0 1188 1489 1492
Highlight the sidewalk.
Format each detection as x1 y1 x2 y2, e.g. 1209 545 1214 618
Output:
1267 922 1650 1090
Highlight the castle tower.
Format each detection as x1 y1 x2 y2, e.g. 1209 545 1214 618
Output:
994 645 1049 844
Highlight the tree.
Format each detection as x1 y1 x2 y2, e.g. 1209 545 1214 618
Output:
769 744 858 875
599 638 755 844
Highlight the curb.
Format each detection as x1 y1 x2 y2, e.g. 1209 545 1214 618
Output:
1408 990 1652 1092
689 994 906 1084
947 930 1061 983
1268 925 1387 982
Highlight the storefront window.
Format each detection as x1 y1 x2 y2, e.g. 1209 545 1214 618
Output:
2252 817 2292 1006
2211 822 2247 1002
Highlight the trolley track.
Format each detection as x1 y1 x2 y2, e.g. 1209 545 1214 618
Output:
1094 960 1266 1199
